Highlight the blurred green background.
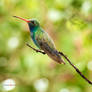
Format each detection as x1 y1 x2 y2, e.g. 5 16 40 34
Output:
0 0 92 92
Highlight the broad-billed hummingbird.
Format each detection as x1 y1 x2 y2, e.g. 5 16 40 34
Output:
13 16 92 84
13 16 65 64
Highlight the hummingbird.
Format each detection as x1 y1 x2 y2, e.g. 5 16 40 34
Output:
13 16 65 64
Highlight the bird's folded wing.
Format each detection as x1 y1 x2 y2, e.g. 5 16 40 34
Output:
35 30 56 50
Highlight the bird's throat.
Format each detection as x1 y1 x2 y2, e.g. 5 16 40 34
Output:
28 24 39 33
29 26 36 32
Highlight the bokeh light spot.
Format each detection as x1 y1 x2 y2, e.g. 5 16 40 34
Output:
2 79 16 91
8 37 19 49
60 88 69 92
81 1 91 14
87 61 92 71
34 78 49 92
48 10 61 22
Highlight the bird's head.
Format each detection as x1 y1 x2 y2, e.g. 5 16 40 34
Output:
13 16 40 31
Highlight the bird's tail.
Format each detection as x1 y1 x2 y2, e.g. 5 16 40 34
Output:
60 58 65 64
52 50 65 64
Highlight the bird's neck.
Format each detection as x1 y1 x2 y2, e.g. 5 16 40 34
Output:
29 26 39 33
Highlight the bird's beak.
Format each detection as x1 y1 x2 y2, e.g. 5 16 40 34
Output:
13 16 30 23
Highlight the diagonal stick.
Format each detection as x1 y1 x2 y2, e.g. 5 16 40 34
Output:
26 43 46 54
59 51 92 85
26 43 92 85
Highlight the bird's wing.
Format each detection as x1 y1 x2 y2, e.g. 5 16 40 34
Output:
35 29 56 50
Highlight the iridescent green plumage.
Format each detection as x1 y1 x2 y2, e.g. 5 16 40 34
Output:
34 27 55 49
13 16 65 64
28 20 65 64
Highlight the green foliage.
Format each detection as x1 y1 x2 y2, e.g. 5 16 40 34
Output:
0 0 92 92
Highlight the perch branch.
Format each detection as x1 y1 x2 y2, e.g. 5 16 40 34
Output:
26 43 92 85
26 43 46 54
59 51 92 85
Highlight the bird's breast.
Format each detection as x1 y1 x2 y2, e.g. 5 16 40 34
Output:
30 32 40 48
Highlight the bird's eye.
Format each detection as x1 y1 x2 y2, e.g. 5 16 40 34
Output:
31 21 35 25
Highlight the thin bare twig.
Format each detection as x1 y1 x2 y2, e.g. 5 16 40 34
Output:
26 43 46 54
59 52 92 85
26 43 92 85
